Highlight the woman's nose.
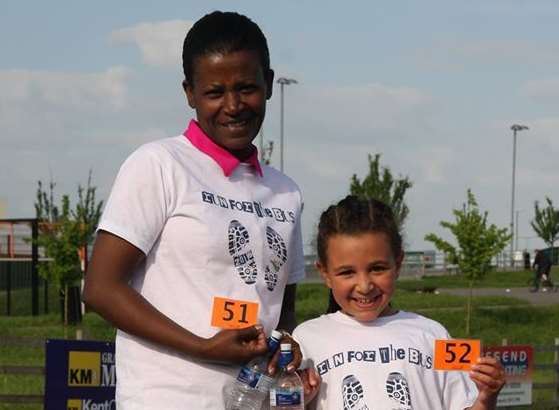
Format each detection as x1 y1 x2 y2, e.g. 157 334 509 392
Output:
224 92 242 115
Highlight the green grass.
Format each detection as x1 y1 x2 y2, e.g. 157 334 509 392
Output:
1 280 558 409
398 267 559 289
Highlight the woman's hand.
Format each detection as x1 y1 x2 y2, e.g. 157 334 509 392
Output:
267 332 303 375
201 325 268 365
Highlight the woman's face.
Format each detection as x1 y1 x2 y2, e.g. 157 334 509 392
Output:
318 232 402 322
184 50 273 160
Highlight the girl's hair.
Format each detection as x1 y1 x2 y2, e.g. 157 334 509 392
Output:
182 11 271 84
316 195 403 313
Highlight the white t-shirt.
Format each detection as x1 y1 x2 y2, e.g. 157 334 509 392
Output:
98 135 305 409
293 311 477 410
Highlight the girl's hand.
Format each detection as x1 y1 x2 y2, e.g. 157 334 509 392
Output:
298 367 321 406
267 332 303 375
201 325 267 364
469 356 506 407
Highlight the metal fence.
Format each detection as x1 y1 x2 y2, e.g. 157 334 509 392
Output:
0 259 55 316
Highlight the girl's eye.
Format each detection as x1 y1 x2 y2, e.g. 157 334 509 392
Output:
336 269 354 277
371 265 390 273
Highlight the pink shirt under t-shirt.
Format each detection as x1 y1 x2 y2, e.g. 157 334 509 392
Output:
183 119 263 177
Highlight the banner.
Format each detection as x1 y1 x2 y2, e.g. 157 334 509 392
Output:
45 339 116 410
483 345 533 407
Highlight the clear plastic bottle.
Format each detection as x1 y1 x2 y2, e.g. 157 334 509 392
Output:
270 343 304 410
225 329 283 410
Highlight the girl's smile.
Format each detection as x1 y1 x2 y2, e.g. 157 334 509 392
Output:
318 232 402 322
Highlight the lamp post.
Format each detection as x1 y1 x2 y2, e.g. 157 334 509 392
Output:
509 124 529 267
276 77 297 173
515 209 523 252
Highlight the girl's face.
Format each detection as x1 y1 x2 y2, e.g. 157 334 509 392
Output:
318 232 403 322
184 49 273 160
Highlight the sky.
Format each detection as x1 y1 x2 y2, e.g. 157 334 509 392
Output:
1 0 558 254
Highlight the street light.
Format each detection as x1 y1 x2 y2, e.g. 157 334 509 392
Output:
509 124 529 267
515 209 523 252
276 77 298 173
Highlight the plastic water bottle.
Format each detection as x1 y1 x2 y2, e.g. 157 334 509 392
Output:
270 343 304 410
225 329 283 410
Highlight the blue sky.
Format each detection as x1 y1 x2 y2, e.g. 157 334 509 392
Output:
1 0 558 253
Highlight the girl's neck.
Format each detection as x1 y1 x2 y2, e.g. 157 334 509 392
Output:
339 306 399 323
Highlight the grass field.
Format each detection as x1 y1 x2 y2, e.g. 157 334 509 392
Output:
1 269 559 409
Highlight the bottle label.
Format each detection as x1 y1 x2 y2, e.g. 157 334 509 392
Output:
237 364 274 392
255 374 273 392
270 387 303 406
237 366 263 389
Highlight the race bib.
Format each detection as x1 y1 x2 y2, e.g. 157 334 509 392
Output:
211 296 259 329
434 339 481 371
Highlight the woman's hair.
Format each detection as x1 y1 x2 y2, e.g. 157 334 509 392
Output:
182 11 271 84
316 195 403 313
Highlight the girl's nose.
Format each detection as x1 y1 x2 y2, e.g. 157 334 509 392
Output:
356 274 373 293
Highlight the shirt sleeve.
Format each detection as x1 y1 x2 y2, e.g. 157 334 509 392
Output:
286 189 305 285
98 144 170 255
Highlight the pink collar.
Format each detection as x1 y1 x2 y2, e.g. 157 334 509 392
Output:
183 120 263 177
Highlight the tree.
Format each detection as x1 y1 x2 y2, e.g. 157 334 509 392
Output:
35 171 103 325
425 189 510 335
531 197 559 249
350 154 413 230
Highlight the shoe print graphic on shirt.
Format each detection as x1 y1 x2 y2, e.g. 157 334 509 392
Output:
228 220 258 284
342 374 370 410
385 372 412 410
264 226 288 291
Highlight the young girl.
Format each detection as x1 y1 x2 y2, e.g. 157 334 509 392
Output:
83 11 304 409
294 196 505 410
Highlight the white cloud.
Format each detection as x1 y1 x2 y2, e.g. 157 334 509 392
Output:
520 78 559 103
285 83 433 144
416 147 455 183
0 67 131 151
110 20 193 67
416 39 559 69
0 67 129 111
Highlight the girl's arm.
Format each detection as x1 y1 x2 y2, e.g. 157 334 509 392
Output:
82 231 267 364
464 357 506 410
300 367 320 409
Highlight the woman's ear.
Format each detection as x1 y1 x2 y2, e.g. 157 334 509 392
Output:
316 261 332 289
182 80 196 109
265 69 274 100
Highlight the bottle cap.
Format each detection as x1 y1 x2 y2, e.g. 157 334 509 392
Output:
271 329 282 340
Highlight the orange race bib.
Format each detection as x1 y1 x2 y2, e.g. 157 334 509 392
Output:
211 297 259 329
434 339 481 371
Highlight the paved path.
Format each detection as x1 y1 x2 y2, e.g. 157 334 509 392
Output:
438 287 559 306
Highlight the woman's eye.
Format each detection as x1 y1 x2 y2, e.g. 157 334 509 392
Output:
205 89 222 97
240 85 258 94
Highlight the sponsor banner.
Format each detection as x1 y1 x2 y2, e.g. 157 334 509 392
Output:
483 345 533 407
45 339 116 410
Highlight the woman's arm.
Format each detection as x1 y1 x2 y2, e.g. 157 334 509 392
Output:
83 230 267 364
278 283 297 333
